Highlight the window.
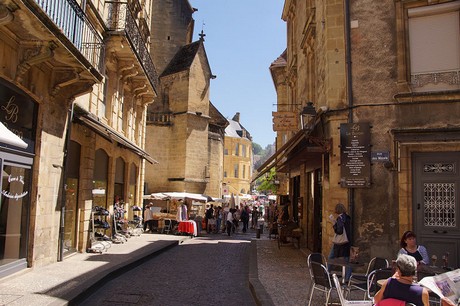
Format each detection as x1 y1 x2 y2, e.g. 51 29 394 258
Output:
224 148 228 155
235 143 239 156
243 165 246 178
224 171 227 178
408 2 460 92
234 164 239 178
242 144 247 157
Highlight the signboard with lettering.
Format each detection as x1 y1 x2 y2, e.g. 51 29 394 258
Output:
371 151 390 162
272 111 299 131
340 123 371 188
0 80 37 153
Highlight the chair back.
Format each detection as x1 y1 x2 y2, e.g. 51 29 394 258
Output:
311 261 333 289
333 273 373 306
367 257 389 275
367 268 394 299
308 253 327 266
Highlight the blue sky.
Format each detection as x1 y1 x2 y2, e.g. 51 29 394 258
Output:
189 0 286 148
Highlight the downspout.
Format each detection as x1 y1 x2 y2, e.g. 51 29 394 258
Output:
58 102 75 261
344 0 355 244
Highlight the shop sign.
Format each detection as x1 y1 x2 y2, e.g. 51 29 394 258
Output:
0 81 37 153
340 123 371 188
272 111 299 131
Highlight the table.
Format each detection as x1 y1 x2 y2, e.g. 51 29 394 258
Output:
178 220 197 236
328 257 365 284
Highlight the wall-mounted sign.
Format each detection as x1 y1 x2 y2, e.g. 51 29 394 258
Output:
340 123 371 188
272 111 299 131
371 151 390 162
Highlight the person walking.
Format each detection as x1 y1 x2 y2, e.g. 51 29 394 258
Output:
226 208 234 236
215 206 222 233
143 203 154 233
328 202 352 281
205 204 214 233
241 205 250 233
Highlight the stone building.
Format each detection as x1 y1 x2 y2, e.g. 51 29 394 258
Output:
0 0 158 278
258 0 460 266
144 0 228 198
223 113 253 197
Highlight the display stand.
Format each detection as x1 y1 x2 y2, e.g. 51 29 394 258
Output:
128 205 143 236
88 206 112 253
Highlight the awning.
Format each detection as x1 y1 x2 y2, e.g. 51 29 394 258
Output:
0 122 28 149
143 192 209 202
252 115 330 182
73 106 158 164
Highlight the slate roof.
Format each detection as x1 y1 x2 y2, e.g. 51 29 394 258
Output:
161 40 203 77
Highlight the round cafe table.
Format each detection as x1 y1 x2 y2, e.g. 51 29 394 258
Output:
328 257 365 284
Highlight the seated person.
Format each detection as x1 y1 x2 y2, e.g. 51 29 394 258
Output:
398 230 429 266
374 254 455 306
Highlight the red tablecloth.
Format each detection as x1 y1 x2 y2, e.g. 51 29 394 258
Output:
178 220 197 236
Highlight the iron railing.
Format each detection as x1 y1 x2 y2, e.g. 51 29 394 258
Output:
32 0 104 76
105 0 159 92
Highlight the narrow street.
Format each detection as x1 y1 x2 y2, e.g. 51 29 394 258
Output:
79 232 257 306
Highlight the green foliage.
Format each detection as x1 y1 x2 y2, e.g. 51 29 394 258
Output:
256 168 277 194
252 142 262 155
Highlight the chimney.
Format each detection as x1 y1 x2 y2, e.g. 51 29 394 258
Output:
232 112 240 122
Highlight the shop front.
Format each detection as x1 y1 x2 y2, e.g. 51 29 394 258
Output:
0 80 37 278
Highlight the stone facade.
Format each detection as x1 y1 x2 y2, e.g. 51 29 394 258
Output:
144 0 227 198
223 114 253 197
0 0 159 277
266 0 460 265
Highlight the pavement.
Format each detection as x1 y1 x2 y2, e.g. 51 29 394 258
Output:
0 227 341 306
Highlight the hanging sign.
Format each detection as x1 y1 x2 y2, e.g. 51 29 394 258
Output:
272 111 299 131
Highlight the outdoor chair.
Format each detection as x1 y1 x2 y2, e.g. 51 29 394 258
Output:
332 273 372 306
308 261 338 306
307 253 328 298
347 257 389 299
366 268 394 300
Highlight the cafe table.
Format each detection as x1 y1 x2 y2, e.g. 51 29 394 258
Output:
178 220 197 236
328 257 365 284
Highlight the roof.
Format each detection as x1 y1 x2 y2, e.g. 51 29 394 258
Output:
225 118 252 141
161 40 209 77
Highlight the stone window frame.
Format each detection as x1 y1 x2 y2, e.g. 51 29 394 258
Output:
395 0 460 94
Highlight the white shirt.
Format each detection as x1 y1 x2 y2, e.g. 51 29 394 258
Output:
227 212 234 222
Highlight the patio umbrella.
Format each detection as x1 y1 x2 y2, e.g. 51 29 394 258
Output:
230 193 235 209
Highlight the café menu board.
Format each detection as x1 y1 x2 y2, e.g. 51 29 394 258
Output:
340 123 371 188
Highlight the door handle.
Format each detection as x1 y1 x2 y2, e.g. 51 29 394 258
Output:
433 230 448 234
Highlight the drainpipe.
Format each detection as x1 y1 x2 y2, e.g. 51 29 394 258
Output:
58 102 75 261
344 0 355 244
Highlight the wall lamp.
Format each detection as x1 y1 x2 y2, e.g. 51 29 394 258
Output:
300 101 316 130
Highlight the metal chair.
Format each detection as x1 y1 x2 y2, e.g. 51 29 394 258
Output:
366 268 394 300
348 257 389 299
332 273 372 306
308 261 337 306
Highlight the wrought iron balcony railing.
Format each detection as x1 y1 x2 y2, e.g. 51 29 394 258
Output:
105 0 159 92
31 0 104 76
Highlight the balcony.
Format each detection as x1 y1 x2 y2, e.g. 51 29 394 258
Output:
147 112 173 126
105 0 159 93
27 0 105 79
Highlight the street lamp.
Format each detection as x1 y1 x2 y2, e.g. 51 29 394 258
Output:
300 101 317 130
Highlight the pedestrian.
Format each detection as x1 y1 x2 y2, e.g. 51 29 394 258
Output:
251 206 259 229
215 206 222 233
205 204 214 233
328 202 352 281
143 203 154 233
241 205 250 233
226 208 234 236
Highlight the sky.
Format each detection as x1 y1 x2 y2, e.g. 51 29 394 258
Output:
189 0 286 148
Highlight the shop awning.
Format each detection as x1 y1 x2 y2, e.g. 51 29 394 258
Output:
73 107 158 164
0 122 28 149
143 192 209 202
252 115 330 182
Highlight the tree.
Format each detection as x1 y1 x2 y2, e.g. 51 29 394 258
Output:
256 168 277 194
252 142 262 155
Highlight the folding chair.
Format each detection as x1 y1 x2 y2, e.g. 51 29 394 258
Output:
332 273 372 306
162 218 172 234
308 261 337 306
348 257 389 299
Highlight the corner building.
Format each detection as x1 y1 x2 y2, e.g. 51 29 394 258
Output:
0 0 158 277
258 0 460 267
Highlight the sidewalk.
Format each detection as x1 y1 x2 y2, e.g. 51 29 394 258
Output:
0 230 325 306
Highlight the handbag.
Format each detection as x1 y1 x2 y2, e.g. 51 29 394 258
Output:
332 226 349 245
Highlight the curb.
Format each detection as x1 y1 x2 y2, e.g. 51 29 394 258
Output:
62 239 185 306
249 240 275 306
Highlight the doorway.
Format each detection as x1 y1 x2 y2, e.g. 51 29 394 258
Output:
413 152 460 268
